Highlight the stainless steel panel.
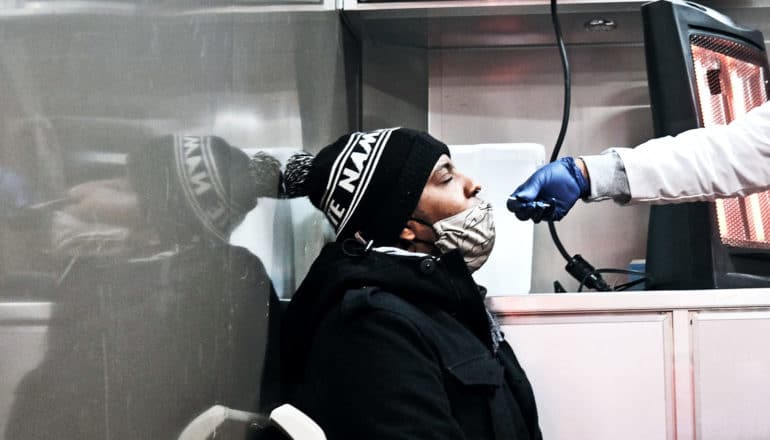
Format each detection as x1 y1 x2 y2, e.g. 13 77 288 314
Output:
343 3 770 49
347 10 646 48
362 41 429 130
0 3 358 439
343 0 649 13
429 44 653 293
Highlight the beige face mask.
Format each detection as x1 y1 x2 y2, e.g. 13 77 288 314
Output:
426 201 496 273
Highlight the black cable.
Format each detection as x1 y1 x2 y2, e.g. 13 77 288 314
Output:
548 222 570 261
547 0 617 293
549 0 571 163
613 278 649 291
596 268 653 291
547 0 604 291
595 268 649 276
577 268 654 292
547 0 572 263
577 274 590 293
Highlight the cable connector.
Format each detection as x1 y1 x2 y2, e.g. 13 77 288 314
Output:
566 254 611 291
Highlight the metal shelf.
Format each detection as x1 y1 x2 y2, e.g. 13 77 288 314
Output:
343 2 647 48
342 0 770 49
343 0 644 13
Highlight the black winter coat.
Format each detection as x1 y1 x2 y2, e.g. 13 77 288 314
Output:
282 243 542 440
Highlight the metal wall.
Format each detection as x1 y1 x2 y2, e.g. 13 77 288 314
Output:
429 44 654 293
0 2 358 438
357 4 770 294
361 40 652 293
1 1 768 437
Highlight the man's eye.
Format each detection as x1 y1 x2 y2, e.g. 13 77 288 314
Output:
441 176 453 184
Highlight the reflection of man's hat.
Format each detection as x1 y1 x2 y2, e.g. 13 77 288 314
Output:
283 128 449 245
128 135 280 243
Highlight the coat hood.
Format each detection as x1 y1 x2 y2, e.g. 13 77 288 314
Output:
281 241 493 384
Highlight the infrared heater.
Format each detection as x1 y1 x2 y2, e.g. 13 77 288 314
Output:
643 0 770 289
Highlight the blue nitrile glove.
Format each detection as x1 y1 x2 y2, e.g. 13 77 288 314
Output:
506 157 589 223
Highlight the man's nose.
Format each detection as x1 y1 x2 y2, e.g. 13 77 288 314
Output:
464 175 482 198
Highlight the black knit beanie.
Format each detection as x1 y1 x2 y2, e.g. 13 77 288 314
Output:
283 128 450 245
127 134 281 244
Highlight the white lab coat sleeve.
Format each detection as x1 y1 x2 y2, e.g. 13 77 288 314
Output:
585 101 770 204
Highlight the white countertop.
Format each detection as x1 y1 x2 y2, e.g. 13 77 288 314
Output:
488 288 770 315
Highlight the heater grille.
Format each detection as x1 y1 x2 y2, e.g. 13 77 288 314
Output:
690 34 770 249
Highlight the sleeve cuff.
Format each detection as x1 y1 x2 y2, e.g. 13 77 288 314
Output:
579 151 631 204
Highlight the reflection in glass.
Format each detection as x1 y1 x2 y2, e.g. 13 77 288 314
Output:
3 135 282 439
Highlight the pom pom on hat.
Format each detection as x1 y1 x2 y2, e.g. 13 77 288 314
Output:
283 151 314 198
249 151 283 199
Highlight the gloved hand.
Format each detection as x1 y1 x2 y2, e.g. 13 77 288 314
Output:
507 157 589 222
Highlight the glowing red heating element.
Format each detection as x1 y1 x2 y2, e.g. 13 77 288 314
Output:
690 34 770 249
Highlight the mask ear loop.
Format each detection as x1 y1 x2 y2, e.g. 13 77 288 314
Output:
410 217 433 228
407 217 438 247
411 237 435 246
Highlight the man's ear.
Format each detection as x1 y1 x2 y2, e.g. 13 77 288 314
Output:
399 222 417 242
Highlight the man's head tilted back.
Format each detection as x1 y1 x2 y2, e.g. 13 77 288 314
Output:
284 128 495 271
284 128 449 245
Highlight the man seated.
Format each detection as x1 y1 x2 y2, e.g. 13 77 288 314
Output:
280 128 542 440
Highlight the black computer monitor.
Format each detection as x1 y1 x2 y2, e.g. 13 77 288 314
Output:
642 0 770 289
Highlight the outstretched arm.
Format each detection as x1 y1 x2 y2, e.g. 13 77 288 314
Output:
508 101 770 222
595 101 770 203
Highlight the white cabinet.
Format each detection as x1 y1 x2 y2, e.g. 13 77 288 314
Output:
503 313 674 440
491 289 770 440
692 310 770 440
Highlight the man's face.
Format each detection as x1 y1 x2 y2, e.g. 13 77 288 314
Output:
49 177 154 257
400 154 481 249
63 178 142 228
